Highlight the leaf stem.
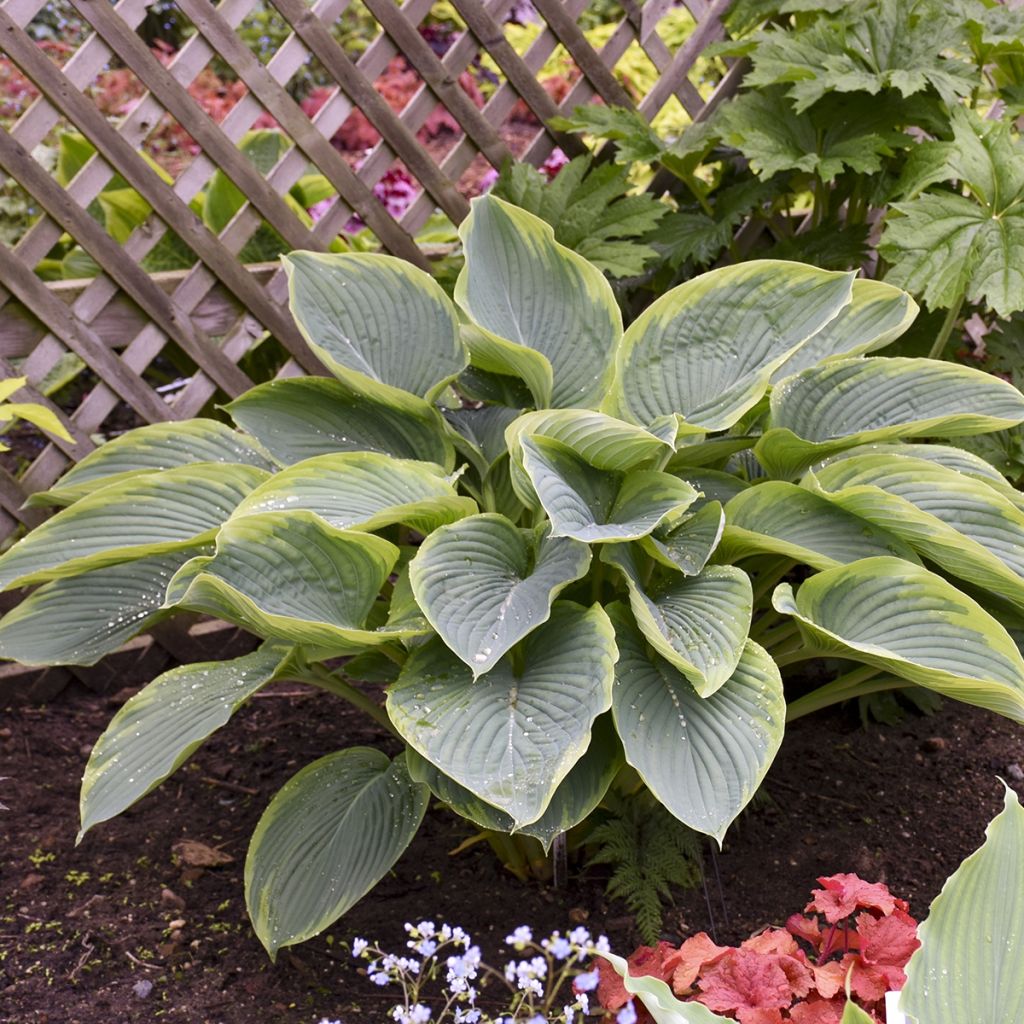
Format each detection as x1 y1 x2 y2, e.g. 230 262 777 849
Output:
927 292 966 360
300 663 400 738
754 619 801 650
772 645 829 668
786 665 905 722
750 557 795 605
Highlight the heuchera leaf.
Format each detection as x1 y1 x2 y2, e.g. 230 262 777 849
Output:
806 873 899 924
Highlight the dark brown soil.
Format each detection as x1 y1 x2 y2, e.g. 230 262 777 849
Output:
3 683 1023 1024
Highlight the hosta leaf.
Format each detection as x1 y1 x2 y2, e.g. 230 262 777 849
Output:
166 513 413 655
900 784 1024 1024
718 481 919 569
771 278 918 382
811 453 1024 610
408 514 591 676
521 435 697 543
603 547 752 697
612 260 854 431
773 556 1024 724
640 501 725 576
226 378 453 470
757 357 1024 478
844 442 1024 510
407 714 622 851
387 602 617 828
0 463 269 591
79 644 290 840
667 436 758 470
29 420 273 507
507 409 673 473
675 469 750 507
230 452 476 535
245 749 428 957
0 549 204 667
610 606 785 843
598 952 733 1023
284 251 466 411
507 409 674 507
444 405 522 468
455 195 622 408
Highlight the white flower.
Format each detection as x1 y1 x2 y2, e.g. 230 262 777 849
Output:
543 933 572 960
568 926 591 948
574 968 599 992
505 925 533 948
617 1001 638 1024
352 938 369 958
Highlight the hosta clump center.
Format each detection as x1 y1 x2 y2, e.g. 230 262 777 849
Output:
4 195 1024 956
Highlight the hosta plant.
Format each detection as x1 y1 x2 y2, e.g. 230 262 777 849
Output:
4 195 1024 957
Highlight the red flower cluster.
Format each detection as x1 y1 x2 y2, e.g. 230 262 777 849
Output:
597 875 919 1024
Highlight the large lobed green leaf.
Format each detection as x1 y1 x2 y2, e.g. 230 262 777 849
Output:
521 435 697 543
0 463 269 590
603 546 752 697
609 606 785 843
756 357 1024 478
167 512 415 656
811 452 1024 610
27 419 273 507
0 548 204 666
226 377 454 470
229 451 476 535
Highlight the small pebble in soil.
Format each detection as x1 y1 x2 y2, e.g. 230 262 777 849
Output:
1007 763 1024 782
920 737 947 754
160 887 186 910
132 980 153 999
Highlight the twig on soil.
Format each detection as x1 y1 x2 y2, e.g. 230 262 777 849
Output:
68 932 95 982
67 894 103 918
125 950 162 971
199 776 260 796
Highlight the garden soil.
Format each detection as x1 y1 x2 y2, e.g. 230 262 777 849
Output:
2 682 1023 1024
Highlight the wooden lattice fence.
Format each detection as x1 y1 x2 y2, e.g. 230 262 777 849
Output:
0 0 739 697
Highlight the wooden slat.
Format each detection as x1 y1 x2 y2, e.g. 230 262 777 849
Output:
447 0 586 158
639 0 732 118
363 0 513 170
0 5 317 371
264 0 471 224
65 0 325 258
529 0 636 109
0 130 255 398
0 252 174 423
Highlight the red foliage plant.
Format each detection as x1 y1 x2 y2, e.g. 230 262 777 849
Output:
595 875 920 1024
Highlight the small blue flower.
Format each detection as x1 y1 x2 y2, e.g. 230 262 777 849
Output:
617 1000 638 1024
